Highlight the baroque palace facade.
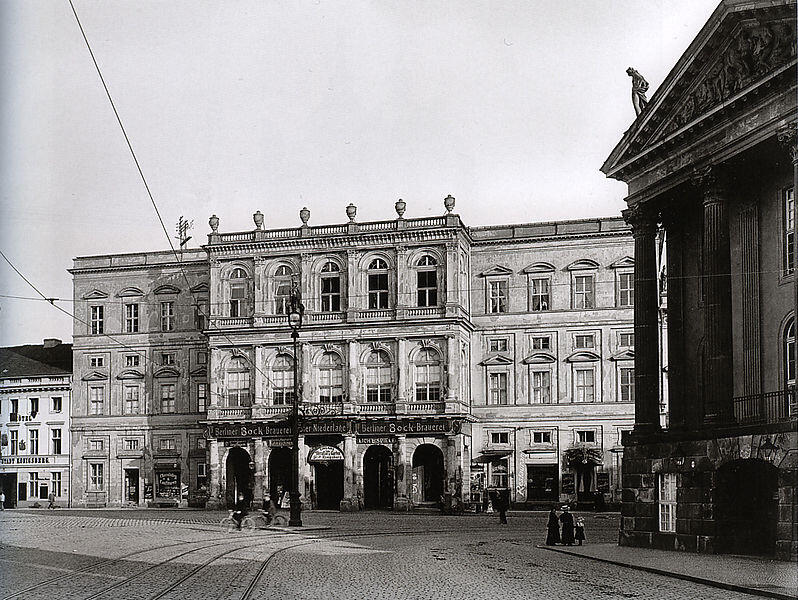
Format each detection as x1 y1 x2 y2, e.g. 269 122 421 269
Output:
69 198 634 511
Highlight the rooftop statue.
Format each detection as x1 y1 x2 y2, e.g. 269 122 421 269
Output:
626 67 649 116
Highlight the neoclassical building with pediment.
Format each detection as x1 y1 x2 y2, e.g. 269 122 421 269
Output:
68 198 635 513
602 0 797 560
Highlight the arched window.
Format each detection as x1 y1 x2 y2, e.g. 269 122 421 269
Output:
229 268 249 317
786 317 795 389
318 352 343 403
366 350 392 403
416 255 438 307
320 262 341 312
414 348 441 403
272 354 294 405
368 258 389 309
274 265 293 315
225 357 251 407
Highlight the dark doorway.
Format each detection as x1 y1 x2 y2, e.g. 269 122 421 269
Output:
0 474 17 508
715 459 779 556
412 444 444 503
124 469 139 504
526 464 558 502
269 447 292 506
225 446 253 509
364 445 393 509
314 461 344 510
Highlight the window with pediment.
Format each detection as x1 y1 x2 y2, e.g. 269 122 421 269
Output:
368 258 389 309
416 255 438 307
366 350 392 403
320 262 341 312
274 265 293 315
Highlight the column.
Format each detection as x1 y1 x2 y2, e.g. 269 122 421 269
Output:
300 253 313 312
254 345 265 406
207 438 222 510
693 167 734 424
778 123 798 378
301 342 311 405
347 340 359 411
298 435 311 505
395 246 408 315
253 439 266 505
342 434 357 510
345 249 361 319
444 241 458 316
623 204 661 433
445 437 457 494
396 338 408 412
446 334 459 405
662 211 685 430
394 435 411 510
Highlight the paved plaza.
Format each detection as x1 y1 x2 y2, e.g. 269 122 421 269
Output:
0 509 786 600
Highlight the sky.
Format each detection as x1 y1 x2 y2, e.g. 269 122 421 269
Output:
0 0 720 346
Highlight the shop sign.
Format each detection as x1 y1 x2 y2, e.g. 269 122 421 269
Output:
357 436 394 445
205 420 351 440
0 456 51 465
307 445 344 462
596 472 610 493
267 438 291 447
561 473 575 495
157 471 181 499
223 440 249 447
144 482 154 500
357 419 460 436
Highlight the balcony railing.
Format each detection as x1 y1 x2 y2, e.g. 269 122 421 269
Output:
207 406 252 420
406 401 446 414
734 389 796 425
359 402 396 415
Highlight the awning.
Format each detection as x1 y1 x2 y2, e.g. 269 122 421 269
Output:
472 450 512 464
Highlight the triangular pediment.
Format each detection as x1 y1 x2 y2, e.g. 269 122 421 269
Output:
564 259 599 271
191 282 210 293
153 366 180 378
602 3 796 179
479 264 513 277
610 349 635 361
479 354 514 366
117 369 145 380
565 351 601 363
154 285 181 295
82 370 108 381
521 262 555 274
82 289 109 300
522 352 556 364
608 256 635 269
117 287 145 298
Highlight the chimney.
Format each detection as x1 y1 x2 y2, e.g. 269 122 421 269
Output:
43 338 61 348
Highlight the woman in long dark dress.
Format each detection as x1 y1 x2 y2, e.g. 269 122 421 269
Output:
545 508 561 545
559 505 575 545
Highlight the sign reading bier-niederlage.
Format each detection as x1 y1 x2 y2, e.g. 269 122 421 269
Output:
307 445 345 463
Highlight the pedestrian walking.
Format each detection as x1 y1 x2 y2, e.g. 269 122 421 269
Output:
575 516 586 545
232 494 248 530
545 507 561 545
497 489 509 524
559 505 575 545
0 490 5 510
47 491 56 510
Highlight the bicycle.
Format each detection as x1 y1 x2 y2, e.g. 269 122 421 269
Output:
219 510 240 533
242 510 288 530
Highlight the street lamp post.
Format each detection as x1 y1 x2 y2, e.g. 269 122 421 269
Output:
287 284 303 527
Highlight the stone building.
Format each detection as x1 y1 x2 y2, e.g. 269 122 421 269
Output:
0 339 72 508
602 0 797 560
69 250 209 507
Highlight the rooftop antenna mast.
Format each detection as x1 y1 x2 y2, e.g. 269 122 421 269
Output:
176 216 193 251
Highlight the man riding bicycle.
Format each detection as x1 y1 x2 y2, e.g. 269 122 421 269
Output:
232 494 248 530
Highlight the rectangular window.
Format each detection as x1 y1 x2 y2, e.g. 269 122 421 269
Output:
531 370 552 404
10 430 18 455
160 384 176 414
194 300 208 330
489 338 508 352
89 386 105 415
125 354 141 367
658 473 677 533
530 277 550 311
90 463 104 490
197 352 207 365
89 439 104 451
226 370 251 407
124 438 139 451
160 301 175 331
159 438 175 451
533 431 552 444
488 280 508 313
51 397 62 413
89 356 104 368
575 334 595 349
532 336 551 350
488 372 508 405
576 430 596 444
368 273 389 309
125 303 139 333
29 473 39 498
619 332 634 348
198 462 207 477
275 282 291 315
490 460 509 488
197 383 208 412
321 276 341 312
573 275 595 309
619 367 635 403
11 398 18 414
161 353 175 366
230 284 246 317
30 397 39 415
123 385 140 415
618 272 634 307
785 187 795 275
91 305 104 335
52 428 62 454
490 431 509 444
29 429 39 454
574 368 595 403
417 270 438 307
51 472 62 496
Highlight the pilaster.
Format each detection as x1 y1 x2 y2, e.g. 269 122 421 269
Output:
347 339 359 410
396 338 408 412
394 435 411 510
254 345 265 406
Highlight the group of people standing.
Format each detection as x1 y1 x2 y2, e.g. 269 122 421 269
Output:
546 506 585 546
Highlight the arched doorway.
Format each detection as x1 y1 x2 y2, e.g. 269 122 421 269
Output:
364 445 393 509
225 446 253 508
269 447 292 506
715 459 779 556
411 444 444 504
313 460 344 510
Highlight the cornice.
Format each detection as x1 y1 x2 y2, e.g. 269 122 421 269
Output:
69 259 209 275
0 385 71 394
470 230 631 247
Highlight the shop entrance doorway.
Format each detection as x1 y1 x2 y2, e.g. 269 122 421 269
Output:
364 445 393 509
225 446 253 509
268 447 291 507
314 461 344 510
124 469 139 504
411 444 444 503
0 474 17 508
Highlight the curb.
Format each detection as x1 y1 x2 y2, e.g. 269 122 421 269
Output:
537 545 795 600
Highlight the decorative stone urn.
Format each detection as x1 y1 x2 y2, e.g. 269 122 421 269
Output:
395 199 406 218
444 194 456 213
346 203 357 222
300 207 310 225
209 214 219 233
253 210 264 230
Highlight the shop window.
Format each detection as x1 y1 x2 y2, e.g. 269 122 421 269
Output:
490 431 509 444
274 265 293 315
489 338 508 352
366 350 392 403
487 279 508 313
160 384 176 414
124 303 139 333
527 464 558 501
124 385 140 415
368 258 390 309
414 348 441 402
90 305 104 335
529 277 550 311
51 428 62 454
658 473 677 532
490 460 508 488
320 261 341 312
272 354 294 405
225 357 251 407
416 255 438 307
318 352 344 403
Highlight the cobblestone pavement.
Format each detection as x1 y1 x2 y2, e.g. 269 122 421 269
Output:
0 509 764 600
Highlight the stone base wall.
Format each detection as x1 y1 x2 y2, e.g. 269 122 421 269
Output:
620 428 797 561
